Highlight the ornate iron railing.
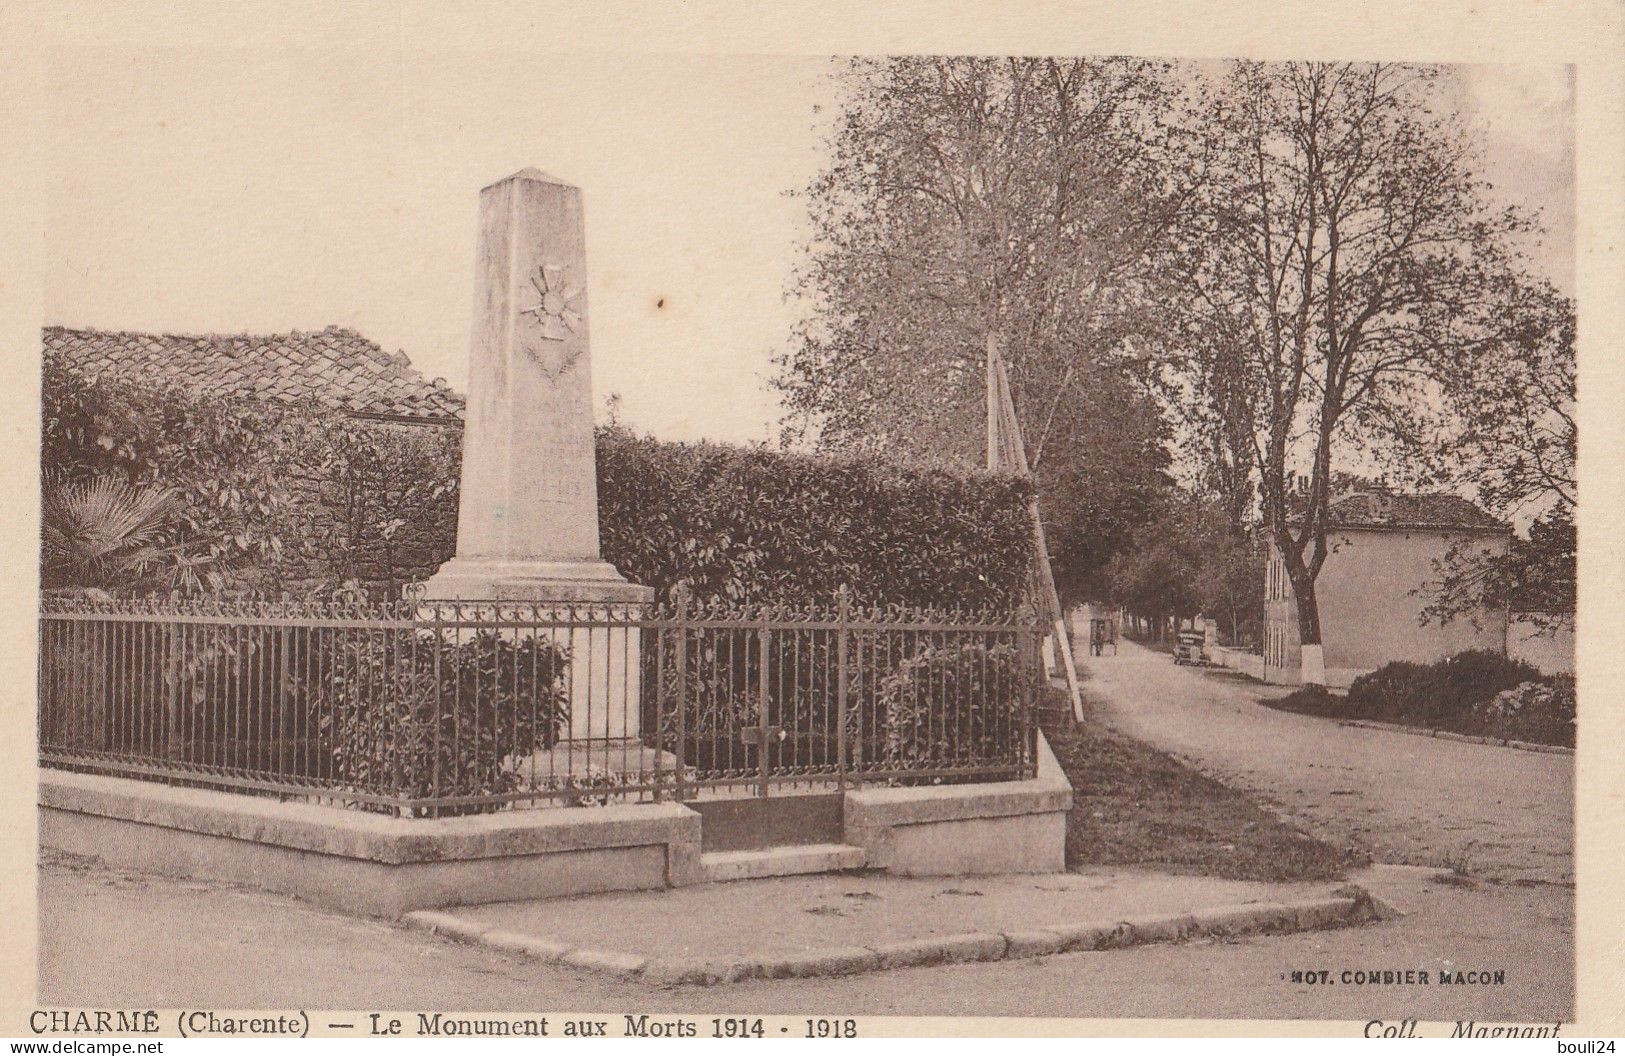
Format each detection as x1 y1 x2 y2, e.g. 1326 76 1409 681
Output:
37 590 1039 816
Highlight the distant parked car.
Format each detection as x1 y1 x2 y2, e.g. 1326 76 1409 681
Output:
1173 630 1206 666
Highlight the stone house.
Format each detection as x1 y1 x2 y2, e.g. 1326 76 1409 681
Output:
43 324 468 590
1263 490 1512 688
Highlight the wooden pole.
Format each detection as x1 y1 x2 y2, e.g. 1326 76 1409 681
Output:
985 332 1084 724
986 333 1000 472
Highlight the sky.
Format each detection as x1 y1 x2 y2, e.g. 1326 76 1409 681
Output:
40 52 1574 446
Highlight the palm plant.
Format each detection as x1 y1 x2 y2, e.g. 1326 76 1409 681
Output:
41 474 181 591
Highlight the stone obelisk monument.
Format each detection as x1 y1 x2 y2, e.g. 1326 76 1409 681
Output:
424 168 654 750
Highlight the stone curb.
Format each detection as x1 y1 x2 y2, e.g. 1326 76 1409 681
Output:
404 890 1377 988
1340 719 1574 755
402 910 497 945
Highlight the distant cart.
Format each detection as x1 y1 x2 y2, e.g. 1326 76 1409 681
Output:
1089 617 1118 656
1173 630 1206 666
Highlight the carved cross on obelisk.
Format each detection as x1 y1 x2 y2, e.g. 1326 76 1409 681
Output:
424 168 648 604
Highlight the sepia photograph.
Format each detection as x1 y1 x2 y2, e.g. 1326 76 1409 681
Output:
6 1 1619 1042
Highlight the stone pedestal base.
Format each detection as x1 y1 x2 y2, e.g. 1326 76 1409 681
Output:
510 737 686 803
421 558 659 748
533 737 674 774
420 558 655 605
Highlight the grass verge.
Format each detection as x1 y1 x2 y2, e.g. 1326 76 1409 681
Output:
1042 691 1367 883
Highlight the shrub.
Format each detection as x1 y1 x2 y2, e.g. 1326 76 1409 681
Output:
641 615 1033 778
1428 650 1544 723
646 630 759 772
1475 676 1575 747
1268 684 1344 715
1346 660 1434 722
645 626 862 774
1347 650 1543 727
39 612 317 765
878 640 1027 769
40 475 185 591
295 630 569 815
1338 649 1570 744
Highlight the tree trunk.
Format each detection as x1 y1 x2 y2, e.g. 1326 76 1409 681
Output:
1291 570 1326 686
1291 570 1322 646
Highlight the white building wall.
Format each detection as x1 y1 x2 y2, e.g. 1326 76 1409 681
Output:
1506 615 1575 675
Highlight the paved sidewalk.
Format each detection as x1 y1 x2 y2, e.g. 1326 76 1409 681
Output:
434 868 1345 962
40 850 1572 1021
1084 640 1574 885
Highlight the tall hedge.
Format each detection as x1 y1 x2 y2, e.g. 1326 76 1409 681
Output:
596 428 1032 609
42 362 1034 610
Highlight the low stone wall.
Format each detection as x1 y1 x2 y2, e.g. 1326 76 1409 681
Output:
40 770 702 917
1209 645 1266 682
42 737 1074 912
844 732 1072 876
1210 645 1369 690
1215 622 1578 690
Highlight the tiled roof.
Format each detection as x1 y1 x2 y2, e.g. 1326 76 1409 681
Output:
1326 492 1507 532
43 325 465 422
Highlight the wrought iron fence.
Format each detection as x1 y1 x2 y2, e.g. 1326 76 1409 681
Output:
37 590 1039 816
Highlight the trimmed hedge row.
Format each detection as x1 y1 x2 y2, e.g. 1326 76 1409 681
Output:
596 428 1033 609
43 363 1035 610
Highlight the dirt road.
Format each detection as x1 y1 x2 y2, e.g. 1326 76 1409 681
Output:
1080 640 1573 886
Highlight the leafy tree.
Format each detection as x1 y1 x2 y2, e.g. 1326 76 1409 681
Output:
1420 511 1575 633
1418 281 1575 633
1026 374 1172 600
1167 318 1259 535
1446 280 1575 517
1103 541 1199 638
1102 492 1260 642
775 56 1188 596
1161 61 1537 672
1505 513 1577 616
1195 528 1266 646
